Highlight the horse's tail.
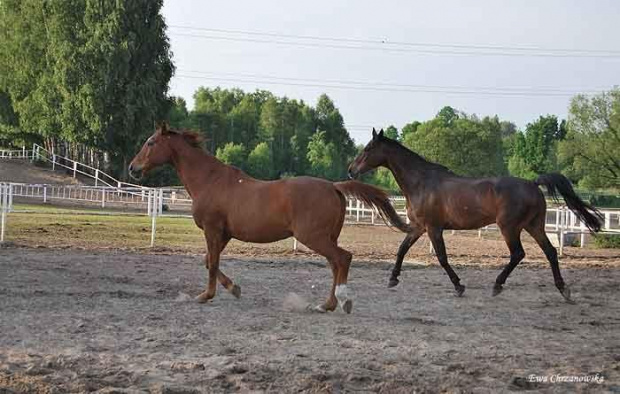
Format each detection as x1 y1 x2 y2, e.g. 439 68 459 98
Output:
534 173 603 233
334 181 411 233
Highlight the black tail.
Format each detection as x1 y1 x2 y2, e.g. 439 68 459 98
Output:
535 173 603 233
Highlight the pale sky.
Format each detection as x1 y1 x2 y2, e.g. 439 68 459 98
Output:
162 0 620 143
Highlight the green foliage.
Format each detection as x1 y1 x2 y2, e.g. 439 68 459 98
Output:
401 121 420 141
402 108 505 177
384 125 399 140
593 234 620 249
558 88 620 189
168 97 191 129
216 142 246 170
369 168 400 193
508 115 562 178
307 131 338 179
0 0 174 180
247 142 273 179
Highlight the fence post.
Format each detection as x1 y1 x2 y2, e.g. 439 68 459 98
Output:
52 154 56 171
31 144 36 161
293 238 298 252
43 186 47 203
101 189 106 208
356 199 360 222
1 184 7 243
559 207 565 256
22 146 25 158
95 169 99 187
147 189 152 216
72 161 77 178
150 189 161 247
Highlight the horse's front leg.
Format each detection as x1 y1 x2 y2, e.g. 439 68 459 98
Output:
427 227 465 297
389 227 425 288
196 232 230 303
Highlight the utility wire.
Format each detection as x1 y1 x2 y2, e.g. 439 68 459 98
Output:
174 73 610 97
168 26 620 58
178 69 610 94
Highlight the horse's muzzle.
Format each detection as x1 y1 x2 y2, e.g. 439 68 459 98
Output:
128 164 142 180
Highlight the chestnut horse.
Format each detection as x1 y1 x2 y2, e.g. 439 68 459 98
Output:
348 129 603 302
128 122 410 313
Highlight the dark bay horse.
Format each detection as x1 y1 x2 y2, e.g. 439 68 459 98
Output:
128 122 410 313
348 129 603 302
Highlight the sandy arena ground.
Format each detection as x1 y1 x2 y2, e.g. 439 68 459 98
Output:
1 246 619 393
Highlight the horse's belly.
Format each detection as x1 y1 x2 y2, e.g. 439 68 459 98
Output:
228 212 292 243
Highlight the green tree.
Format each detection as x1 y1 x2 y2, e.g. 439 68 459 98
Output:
401 121 421 141
384 125 399 140
402 109 505 176
216 142 246 170
314 94 355 179
508 115 562 179
247 142 273 179
168 97 190 129
0 0 174 179
307 130 338 179
558 89 620 188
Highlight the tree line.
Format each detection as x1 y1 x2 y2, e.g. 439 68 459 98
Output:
0 1 617 194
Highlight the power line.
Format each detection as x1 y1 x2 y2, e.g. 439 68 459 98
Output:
174 72 610 97
178 69 610 94
168 26 620 58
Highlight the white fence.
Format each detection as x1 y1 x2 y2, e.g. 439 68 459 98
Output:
1 146 619 252
1 181 619 254
0 147 30 159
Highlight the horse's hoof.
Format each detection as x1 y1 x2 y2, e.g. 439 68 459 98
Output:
341 299 353 314
231 284 241 299
454 284 465 297
387 278 399 288
560 287 575 304
492 284 503 297
195 294 211 304
308 304 327 313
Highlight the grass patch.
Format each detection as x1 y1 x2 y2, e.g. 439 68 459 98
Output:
3 204 294 255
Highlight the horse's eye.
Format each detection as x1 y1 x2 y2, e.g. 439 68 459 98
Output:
147 140 155 147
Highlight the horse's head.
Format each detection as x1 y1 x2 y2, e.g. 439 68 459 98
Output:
348 128 390 179
128 121 175 180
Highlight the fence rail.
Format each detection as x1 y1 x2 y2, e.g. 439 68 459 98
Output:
1 182 619 254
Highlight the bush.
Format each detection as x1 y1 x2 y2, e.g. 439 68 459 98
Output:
593 234 620 249
589 194 620 208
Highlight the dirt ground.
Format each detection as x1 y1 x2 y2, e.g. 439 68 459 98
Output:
1 247 619 393
0 160 85 186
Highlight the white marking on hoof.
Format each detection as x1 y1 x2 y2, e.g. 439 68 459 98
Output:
335 284 352 312
308 304 326 313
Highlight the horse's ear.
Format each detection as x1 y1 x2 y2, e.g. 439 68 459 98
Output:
157 121 170 135
378 129 384 138
372 128 377 139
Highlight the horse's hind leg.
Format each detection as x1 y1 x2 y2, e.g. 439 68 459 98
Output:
492 227 525 296
389 227 425 288
525 218 573 303
201 256 241 298
427 227 465 296
298 236 353 313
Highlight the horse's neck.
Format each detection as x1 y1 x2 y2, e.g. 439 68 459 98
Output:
170 141 226 198
383 145 443 195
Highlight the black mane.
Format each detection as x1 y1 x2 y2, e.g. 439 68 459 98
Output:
381 137 455 175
